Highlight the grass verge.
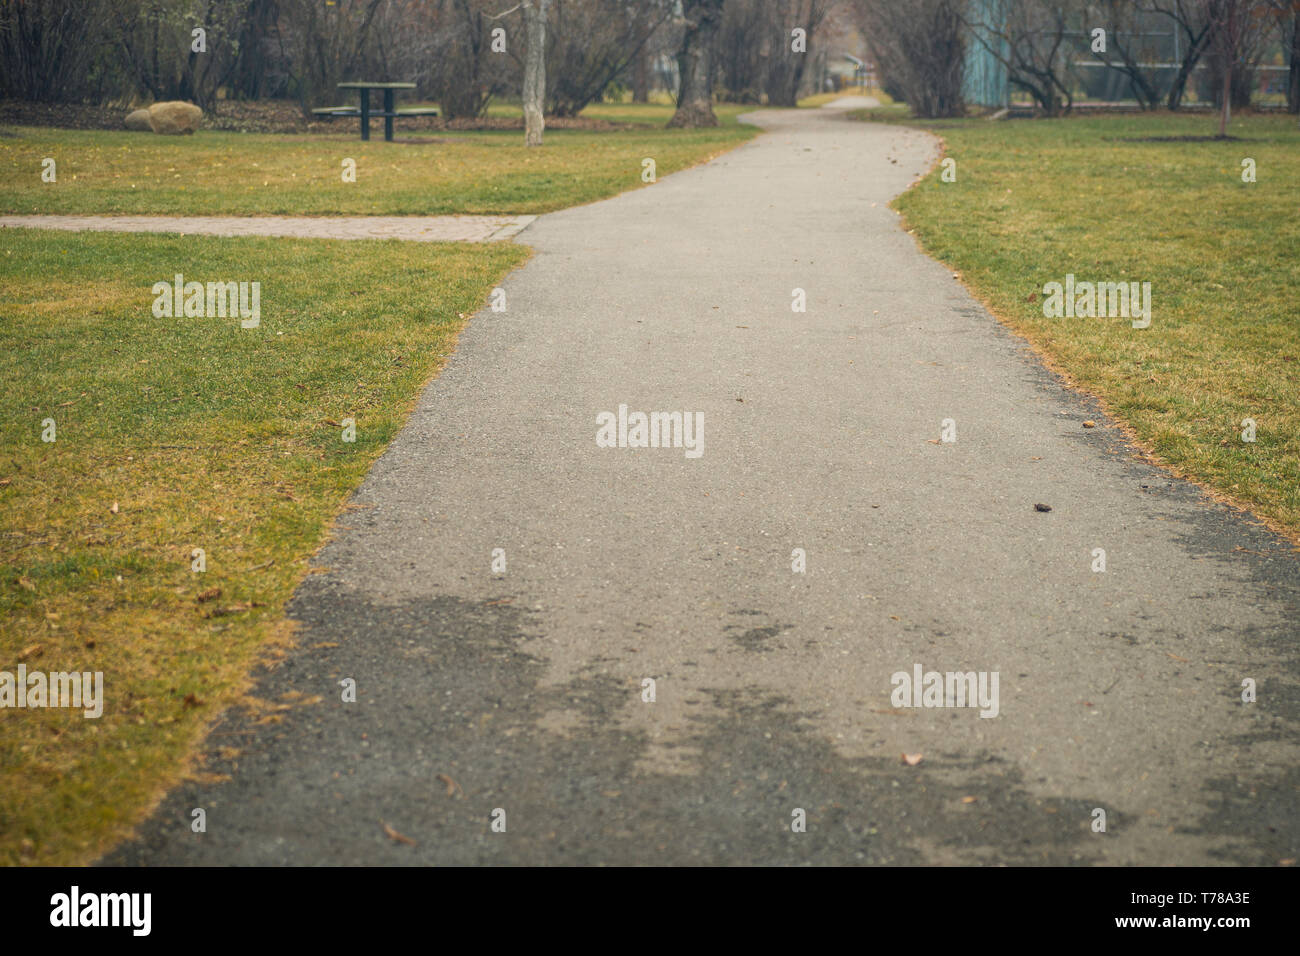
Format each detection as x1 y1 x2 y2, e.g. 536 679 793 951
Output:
0 228 529 864
861 108 1300 541
0 103 760 216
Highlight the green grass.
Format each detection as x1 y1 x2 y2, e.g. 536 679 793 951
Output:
0 103 760 216
861 108 1300 539
0 228 529 864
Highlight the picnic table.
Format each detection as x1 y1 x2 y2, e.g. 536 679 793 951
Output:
311 82 438 142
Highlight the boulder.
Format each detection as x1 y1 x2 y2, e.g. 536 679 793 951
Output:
124 108 152 131
147 101 202 135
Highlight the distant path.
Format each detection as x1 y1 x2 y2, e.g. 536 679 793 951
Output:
819 94 881 110
0 214 535 242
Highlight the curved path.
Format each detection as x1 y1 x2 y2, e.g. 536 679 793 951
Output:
106 108 1300 866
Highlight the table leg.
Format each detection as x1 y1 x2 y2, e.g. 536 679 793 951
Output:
360 88 370 141
384 89 395 142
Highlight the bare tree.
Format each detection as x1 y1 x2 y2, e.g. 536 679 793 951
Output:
1150 0 1218 109
0 0 118 102
964 0 1082 116
716 0 769 103
1269 0 1300 112
668 0 726 127
538 0 672 116
855 0 965 118
1088 1 1164 109
769 0 833 105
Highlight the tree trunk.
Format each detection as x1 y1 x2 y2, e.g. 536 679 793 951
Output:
1218 1 1236 137
668 0 725 128
523 0 549 147
633 43 650 102
1288 10 1300 114
1165 17 1213 112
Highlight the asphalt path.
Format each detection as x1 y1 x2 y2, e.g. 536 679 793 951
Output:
106 107 1300 866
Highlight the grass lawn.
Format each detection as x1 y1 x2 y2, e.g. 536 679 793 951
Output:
858 108 1300 541
0 229 529 864
0 103 760 217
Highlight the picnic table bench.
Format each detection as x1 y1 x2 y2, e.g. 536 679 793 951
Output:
311 82 437 142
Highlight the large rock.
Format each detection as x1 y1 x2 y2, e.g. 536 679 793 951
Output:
147 101 202 135
124 108 152 131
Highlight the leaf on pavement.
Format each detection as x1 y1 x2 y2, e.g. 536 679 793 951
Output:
437 773 461 798
382 822 416 846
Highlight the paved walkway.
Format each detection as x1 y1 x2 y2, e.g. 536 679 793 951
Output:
106 108 1300 866
0 213 535 242
820 94 881 110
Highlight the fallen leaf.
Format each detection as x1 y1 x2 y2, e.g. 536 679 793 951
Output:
962 795 977 804
182 693 204 709
437 773 461 798
17 643 42 661
1167 652 1189 662
109 502 119 514
382 822 416 846
196 587 221 603
1082 420 1096 428
17 576 36 592
901 753 924 766
1034 503 1052 512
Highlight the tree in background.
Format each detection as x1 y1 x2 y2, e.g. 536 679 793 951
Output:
1151 0 1219 109
764 0 833 105
1202 0 1274 129
668 0 726 127
854 0 965 118
0 0 118 102
716 0 769 102
1089 0 1164 109
1268 0 1300 112
113 0 249 109
966 0 1082 115
527 0 672 117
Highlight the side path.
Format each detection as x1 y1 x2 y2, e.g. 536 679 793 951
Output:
106 108 1300 866
0 214 535 242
